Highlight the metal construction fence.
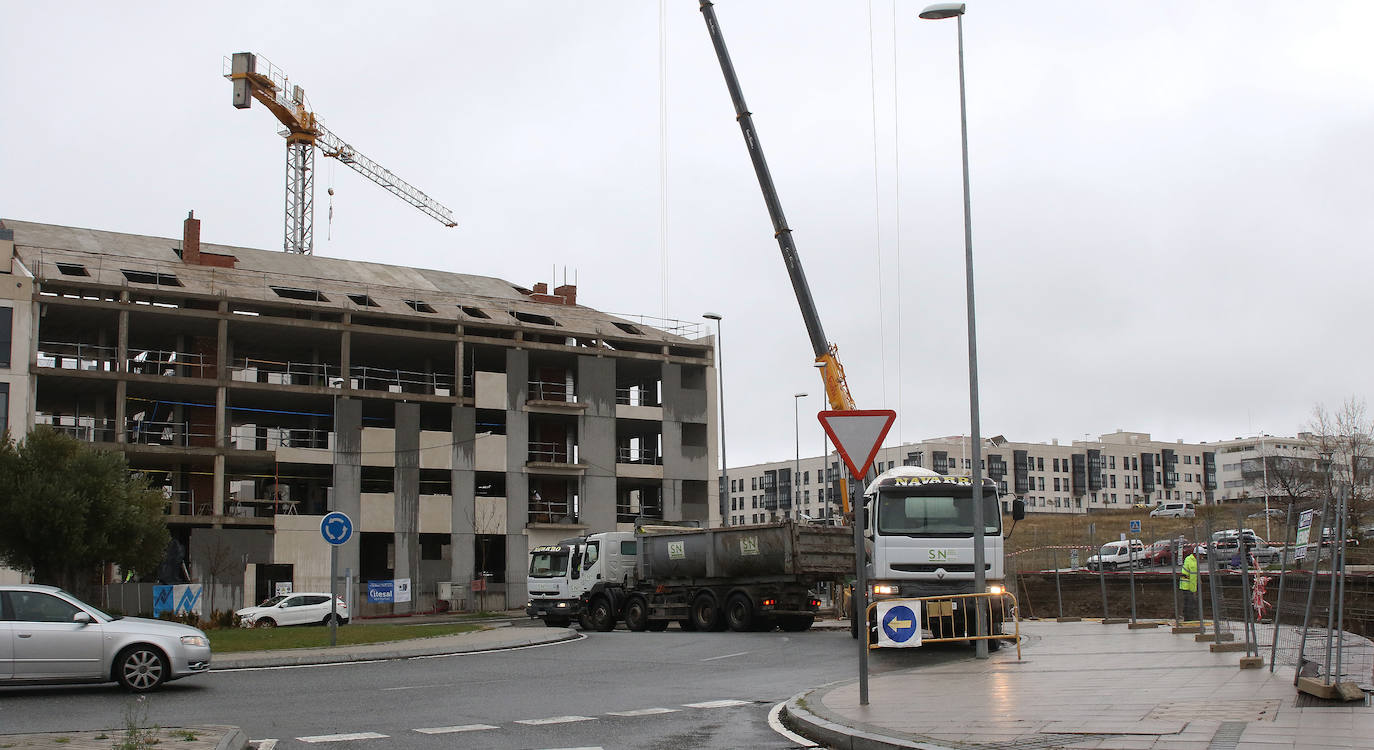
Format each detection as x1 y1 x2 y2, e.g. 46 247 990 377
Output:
1008 521 1373 691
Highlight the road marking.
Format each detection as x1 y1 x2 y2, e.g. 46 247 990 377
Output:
700 651 749 662
683 699 751 709
516 715 596 725
607 707 679 716
297 732 388 743
768 701 819 747
414 724 498 734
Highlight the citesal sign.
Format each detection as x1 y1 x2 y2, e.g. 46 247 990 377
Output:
875 600 922 648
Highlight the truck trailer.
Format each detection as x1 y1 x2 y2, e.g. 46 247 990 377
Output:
527 521 853 632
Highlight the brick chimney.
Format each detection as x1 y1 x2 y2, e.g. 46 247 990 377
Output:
182 210 201 265
553 284 577 306
532 282 549 295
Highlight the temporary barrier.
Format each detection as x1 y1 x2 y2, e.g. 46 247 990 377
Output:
865 591 1020 659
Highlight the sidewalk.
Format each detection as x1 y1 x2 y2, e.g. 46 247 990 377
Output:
785 619 1374 750
0 620 575 750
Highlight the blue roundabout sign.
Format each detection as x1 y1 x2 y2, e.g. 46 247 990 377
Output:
320 511 353 546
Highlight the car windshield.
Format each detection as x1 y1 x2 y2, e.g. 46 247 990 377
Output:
58 589 118 620
529 550 570 578
875 492 1001 537
259 595 287 607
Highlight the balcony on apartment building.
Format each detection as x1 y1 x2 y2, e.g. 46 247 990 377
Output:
616 482 664 524
528 477 581 527
615 365 663 421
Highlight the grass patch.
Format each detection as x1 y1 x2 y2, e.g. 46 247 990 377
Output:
208 622 483 653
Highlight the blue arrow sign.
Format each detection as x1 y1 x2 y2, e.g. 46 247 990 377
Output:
881 604 919 645
321 511 353 546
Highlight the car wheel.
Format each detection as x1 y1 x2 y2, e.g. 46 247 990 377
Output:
725 593 754 633
689 593 722 632
588 597 616 632
116 646 167 693
624 597 649 632
255 617 277 628
321 613 344 626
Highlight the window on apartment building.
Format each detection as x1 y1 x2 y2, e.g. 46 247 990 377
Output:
1052 458 1058 472
1037 477 1045 491
1110 475 1117 488
1109 455 1116 469
55 262 89 276
271 286 329 302
1184 455 1192 464
751 477 757 490
804 490 810 502
1052 478 1060 491
1036 457 1045 472
121 269 182 286
1111 493 1118 503
803 471 809 485
1184 473 1191 482
1133 476 1139 489
0 306 10 368
348 293 380 307
0 383 8 435
405 300 437 314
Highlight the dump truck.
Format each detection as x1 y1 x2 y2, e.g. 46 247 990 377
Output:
526 521 853 632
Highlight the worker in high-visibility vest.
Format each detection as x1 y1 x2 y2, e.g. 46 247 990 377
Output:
1179 543 1200 622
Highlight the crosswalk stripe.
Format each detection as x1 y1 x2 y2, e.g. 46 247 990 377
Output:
297 732 388 743
414 724 499 734
607 707 679 717
683 699 751 709
515 715 596 725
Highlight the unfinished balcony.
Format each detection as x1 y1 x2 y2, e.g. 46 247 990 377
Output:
526 415 583 475
615 363 662 421
615 424 663 480
616 480 664 524
527 477 582 529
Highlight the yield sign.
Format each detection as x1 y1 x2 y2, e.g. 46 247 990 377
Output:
818 410 896 478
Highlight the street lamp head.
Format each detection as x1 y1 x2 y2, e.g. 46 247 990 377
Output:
919 2 966 19
794 392 808 399
702 312 722 321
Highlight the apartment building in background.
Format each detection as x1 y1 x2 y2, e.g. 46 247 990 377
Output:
0 217 716 611
721 430 1290 522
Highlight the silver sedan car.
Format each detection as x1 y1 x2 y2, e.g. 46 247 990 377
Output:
0 584 212 692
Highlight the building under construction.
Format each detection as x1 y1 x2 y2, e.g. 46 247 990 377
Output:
0 216 716 612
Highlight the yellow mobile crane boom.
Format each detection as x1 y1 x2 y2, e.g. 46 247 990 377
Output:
225 52 456 255
698 1 858 511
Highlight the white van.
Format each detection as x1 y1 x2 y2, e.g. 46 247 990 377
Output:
1086 539 1146 571
1150 501 1195 518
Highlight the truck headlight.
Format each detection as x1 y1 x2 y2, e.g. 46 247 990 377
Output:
872 584 896 596
555 602 568 608
987 584 1004 595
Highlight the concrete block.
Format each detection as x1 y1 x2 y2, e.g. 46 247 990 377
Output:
1102 617 1129 624
1239 656 1264 669
1209 641 1247 652
1195 632 1235 642
1129 621 1161 629
1056 616 1082 623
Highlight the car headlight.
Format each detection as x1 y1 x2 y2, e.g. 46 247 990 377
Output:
987 584 1004 595
555 602 568 608
872 584 896 596
181 635 208 647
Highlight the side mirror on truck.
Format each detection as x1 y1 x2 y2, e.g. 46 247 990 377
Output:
1012 499 1026 521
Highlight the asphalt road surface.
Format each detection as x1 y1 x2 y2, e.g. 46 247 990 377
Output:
0 622 978 749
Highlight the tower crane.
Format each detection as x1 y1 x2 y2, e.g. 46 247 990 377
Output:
225 52 456 255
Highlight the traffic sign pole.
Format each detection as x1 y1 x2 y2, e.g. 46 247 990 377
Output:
852 464 868 706
330 544 339 646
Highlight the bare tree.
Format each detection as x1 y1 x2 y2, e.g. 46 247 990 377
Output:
1309 397 1374 530
1243 443 1322 507
198 537 241 617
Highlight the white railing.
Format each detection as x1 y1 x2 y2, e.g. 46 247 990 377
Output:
36 341 117 372
528 379 576 403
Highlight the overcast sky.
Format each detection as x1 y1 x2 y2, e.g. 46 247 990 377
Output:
3 1 1371 466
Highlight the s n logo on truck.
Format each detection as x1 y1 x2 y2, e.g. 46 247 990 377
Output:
740 536 760 556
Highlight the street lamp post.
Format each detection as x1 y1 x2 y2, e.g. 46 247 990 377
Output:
704 313 728 526
920 1 989 659
794 392 808 520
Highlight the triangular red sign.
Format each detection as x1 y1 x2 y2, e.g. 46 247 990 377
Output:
817 410 896 479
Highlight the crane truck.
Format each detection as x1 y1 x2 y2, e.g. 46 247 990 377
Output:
526 521 852 632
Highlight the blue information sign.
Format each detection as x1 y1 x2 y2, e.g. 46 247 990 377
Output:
1130 519 1141 534
321 511 353 546
881 604 919 645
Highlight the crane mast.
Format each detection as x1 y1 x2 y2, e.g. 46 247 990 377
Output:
226 52 456 255
698 1 858 513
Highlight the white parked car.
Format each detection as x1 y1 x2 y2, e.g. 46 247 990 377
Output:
0 584 211 692
1086 539 1146 571
236 592 348 628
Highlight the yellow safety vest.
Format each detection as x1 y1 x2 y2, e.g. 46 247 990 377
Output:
1180 554 1199 592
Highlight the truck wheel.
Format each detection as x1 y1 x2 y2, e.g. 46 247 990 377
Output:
578 613 594 630
779 614 814 632
725 593 754 632
690 593 723 631
624 597 649 632
588 596 616 632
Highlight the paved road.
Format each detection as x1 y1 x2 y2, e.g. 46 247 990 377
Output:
0 622 982 749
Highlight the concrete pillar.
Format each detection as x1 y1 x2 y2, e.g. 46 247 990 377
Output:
115 303 128 443
332 398 362 580
505 348 529 608
579 355 616 531
393 402 421 615
450 404 476 610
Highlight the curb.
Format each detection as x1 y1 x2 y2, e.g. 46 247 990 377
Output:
783 687 957 750
212 628 579 670
211 725 249 750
